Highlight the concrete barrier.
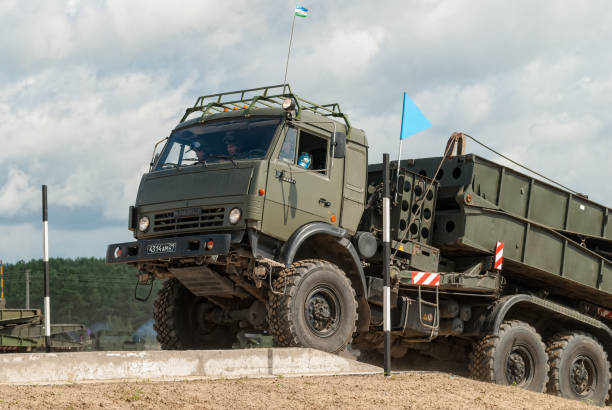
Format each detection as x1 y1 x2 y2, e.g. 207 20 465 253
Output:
0 348 381 384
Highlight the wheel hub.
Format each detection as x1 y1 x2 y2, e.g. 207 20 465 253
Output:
570 356 596 396
505 345 533 386
305 286 340 337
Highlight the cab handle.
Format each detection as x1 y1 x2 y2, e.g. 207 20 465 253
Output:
319 198 331 207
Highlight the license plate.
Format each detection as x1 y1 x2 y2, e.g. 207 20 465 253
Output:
174 207 200 217
146 242 176 254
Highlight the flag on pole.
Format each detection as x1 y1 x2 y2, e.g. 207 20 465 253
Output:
295 6 309 18
399 92 431 139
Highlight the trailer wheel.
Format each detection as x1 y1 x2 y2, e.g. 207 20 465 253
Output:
268 259 357 353
153 278 236 350
546 332 611 405
469 320 549 392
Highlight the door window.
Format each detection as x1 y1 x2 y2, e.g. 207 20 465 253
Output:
296 130 328 174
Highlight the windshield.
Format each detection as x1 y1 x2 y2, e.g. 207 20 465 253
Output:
155 117 281 170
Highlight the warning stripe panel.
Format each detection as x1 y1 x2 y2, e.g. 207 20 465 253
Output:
494 241 504 270
411 271 440 287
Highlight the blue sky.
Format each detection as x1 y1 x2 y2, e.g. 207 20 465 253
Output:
1 0 612 262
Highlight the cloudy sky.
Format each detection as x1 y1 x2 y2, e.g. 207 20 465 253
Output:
1 1 611 262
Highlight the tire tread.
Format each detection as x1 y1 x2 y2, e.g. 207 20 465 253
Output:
267 259 357 352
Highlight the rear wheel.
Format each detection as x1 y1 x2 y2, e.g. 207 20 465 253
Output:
268 259 357 353
469 320 549 392
153 278 237 350
546 332 611 406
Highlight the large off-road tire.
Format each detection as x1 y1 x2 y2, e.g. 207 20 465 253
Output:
153 278 237 350
268 259 357 353
469 320 549 392
546 332 611 405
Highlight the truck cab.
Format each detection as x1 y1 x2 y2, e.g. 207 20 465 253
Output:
107 85 371 354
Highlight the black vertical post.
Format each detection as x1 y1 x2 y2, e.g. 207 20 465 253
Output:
382 153 392 376
42 185 51 352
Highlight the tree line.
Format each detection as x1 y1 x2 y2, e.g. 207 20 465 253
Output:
1 258 160 340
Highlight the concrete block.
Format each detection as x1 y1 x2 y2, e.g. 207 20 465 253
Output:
0 348 381 384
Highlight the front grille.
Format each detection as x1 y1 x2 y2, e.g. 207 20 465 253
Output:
153 207 225 233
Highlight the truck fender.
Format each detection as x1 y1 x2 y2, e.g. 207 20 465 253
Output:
278 222 370 332
483 294 612 346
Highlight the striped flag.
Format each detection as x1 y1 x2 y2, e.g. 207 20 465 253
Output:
295 6 308 18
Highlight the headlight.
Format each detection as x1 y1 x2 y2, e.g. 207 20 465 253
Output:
228 208 241 224
282 98 296 111
138 216 150 232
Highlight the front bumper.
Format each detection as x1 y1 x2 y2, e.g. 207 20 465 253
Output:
106 233 231 264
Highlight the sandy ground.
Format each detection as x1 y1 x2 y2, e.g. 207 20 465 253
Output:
0 373 600 410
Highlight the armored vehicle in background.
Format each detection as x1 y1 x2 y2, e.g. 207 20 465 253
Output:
107 84 612 405
0 308 89 352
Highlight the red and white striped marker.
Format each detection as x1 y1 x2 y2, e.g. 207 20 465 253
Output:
411 271 440 287
494 241 504 271
598 307 612 320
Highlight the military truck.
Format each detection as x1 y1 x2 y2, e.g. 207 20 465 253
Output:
107 84 612 404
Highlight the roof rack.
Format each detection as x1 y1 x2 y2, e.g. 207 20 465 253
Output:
179 84 351 131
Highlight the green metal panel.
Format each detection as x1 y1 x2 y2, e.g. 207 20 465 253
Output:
0 309 40 324
601 263 612 293
499 169 530 218
340 142 367 234
523 225 564 278
433 207 612 308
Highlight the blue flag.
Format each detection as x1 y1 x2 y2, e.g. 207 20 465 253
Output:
400 92 431 139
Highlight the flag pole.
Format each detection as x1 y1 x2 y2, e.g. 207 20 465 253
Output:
283 12 297 93
395 139 403 199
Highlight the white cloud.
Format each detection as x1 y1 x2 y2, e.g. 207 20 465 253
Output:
0 167 38 216
0 67 190 219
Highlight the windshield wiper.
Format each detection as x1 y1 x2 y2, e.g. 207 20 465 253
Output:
208 154 238 167
182 158 208 168
160 162 181 170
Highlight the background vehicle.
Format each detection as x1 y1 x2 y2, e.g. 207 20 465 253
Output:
107 84 612 405
0 308 89 352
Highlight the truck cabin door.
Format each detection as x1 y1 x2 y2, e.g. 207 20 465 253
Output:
263 124 343 241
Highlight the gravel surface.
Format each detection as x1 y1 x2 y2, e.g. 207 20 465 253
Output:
0 373 600 409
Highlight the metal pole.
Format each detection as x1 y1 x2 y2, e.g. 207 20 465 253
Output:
42 185 51 352
25 269 30 310
382 153 392 376
282 13 297 93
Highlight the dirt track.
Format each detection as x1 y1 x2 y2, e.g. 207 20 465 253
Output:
0 373 598 409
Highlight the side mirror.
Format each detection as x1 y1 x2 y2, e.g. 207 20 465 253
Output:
333 132 346 158
149 152 160 170
149 137 168 171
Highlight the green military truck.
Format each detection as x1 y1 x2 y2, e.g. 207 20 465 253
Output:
107 84 612 404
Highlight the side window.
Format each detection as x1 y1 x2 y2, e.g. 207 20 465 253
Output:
279 127 297 163
297 130 328 174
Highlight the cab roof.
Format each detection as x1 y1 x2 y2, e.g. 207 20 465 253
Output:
177 84 367 146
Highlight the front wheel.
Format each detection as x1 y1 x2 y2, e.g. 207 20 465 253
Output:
546 332 611 406
469 320 549 392
153 278 237 350
267 259 357 353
